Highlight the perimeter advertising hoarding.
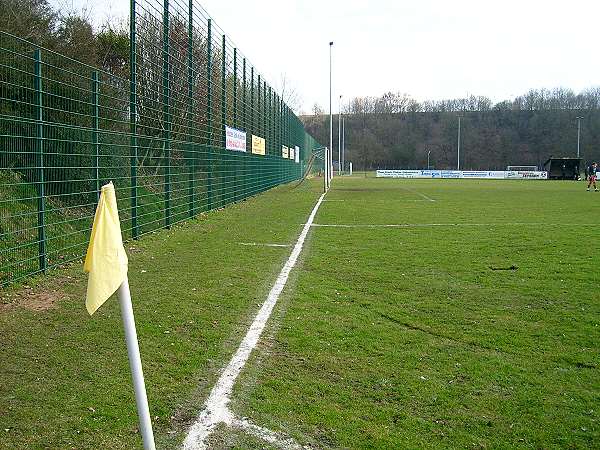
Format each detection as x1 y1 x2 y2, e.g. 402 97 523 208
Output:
225 126 247 152
376 170 548 179
251 135 266 155
506 171 548 180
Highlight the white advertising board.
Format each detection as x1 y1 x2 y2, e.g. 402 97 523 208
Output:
289 147 295 160
225 126 247 152
376 170 421 178
419 170 442 178
461 171 490 178
487 171 506 179
376 170 548 180
295 146 300 163
505 171 548 180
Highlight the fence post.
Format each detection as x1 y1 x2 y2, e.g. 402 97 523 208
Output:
221 34 226 148
242 58 247 201
233 48 237 201
250 67 254 138
269 87 273 157
33 49 47 273
92 70 100 199
163 0 171 228
257 75 261 191
250 67 254 195
233 48 237 129
188 0 195 218
242 58 246 131
220 34 226 206
206 18 213 210
130 0 139 239
262 78 269 155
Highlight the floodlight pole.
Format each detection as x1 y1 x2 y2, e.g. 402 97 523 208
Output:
329 41 333 183
323 148 328 192
342 115 345 174
576 116 583 158
457 116 461 170
338 95 342 174
427 149 431 170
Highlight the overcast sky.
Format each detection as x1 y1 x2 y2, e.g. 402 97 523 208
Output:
52 0 599 114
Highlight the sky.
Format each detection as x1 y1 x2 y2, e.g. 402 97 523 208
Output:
51 0 600 114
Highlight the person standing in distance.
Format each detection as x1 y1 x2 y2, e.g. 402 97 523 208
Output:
587 161 598 191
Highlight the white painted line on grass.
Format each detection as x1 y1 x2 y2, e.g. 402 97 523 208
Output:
311 222 590 228
183 193 326 450
231 417 304 449
238 242 290 248
402 187 436 202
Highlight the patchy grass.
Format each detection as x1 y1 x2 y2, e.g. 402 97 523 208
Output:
0 180 322 449
2 176 599 449
230 178 600 448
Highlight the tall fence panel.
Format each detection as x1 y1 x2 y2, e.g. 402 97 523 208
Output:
0 1 323 288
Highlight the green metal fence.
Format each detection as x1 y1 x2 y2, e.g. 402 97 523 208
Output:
0 0 323 287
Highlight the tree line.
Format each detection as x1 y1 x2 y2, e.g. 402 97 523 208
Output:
303 89 600 171
0 0 129 76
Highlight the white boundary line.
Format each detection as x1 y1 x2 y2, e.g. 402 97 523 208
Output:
183 193 326 450
311 222 591 228
403 187 435 202
238 242 290 248
230 417 304 449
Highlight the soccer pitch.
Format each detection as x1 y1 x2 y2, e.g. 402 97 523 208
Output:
1 176 598 448
219 177 599 448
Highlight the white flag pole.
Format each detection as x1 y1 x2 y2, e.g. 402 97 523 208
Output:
117 277 156 450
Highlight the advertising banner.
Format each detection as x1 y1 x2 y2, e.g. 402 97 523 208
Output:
376 169 548 180
441 170 462 179
420 170 441 178
295 146 300 163
462 171 490 178
281 145 289 159
506 171 548 180
251 135 266 155
289 147 295 160
376 170 421 178
225 126 247 152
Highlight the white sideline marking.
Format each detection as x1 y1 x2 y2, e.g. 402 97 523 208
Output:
402 187 435 202
328 199 429 202
231 417 304 449
311 222 588 228
238 242 290 248
183 193 325 450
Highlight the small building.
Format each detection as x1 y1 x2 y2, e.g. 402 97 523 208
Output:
543 157 582 180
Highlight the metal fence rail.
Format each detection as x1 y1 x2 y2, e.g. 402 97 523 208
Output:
0 0 323 287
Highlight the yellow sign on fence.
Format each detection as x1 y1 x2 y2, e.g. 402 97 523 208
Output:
252 135 266 155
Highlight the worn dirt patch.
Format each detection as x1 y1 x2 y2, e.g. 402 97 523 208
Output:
1 285 67 313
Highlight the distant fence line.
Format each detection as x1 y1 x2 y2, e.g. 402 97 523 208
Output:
0 0 323 287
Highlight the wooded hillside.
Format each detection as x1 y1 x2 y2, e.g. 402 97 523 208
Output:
302 90 600 170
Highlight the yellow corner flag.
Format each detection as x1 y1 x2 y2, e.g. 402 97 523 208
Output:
84 182 128 315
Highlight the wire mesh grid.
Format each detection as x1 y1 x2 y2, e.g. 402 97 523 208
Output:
0 0 323 287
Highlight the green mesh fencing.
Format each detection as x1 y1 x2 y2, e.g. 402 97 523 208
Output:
0 0 323 287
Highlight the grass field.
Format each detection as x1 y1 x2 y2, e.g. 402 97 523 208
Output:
1 176 599 449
